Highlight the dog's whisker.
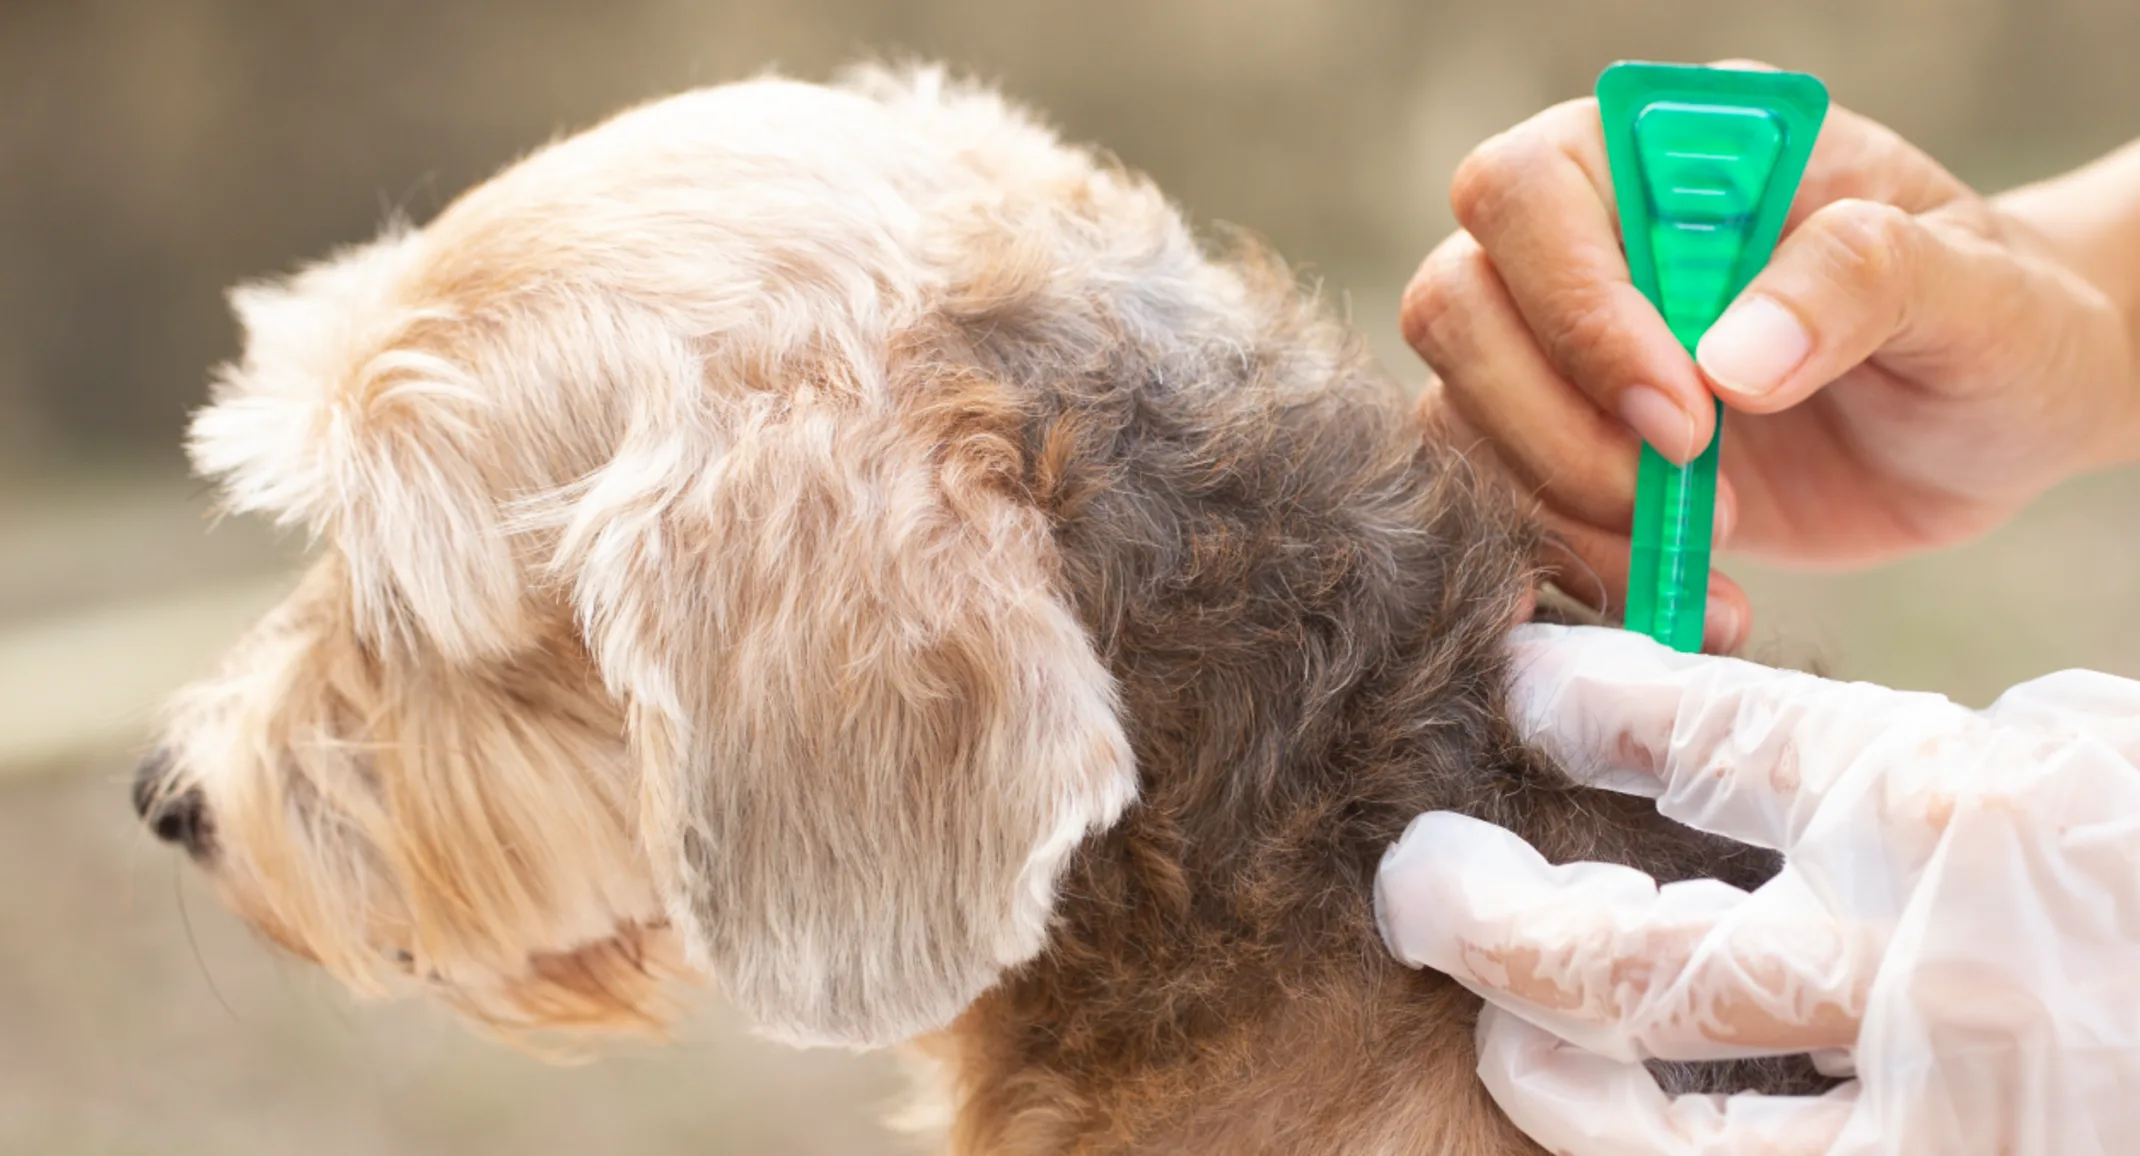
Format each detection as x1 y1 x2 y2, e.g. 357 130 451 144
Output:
174 863 241 1026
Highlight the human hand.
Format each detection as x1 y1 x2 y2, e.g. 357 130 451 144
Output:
1403 79 2140 651
1375 624 2140 1155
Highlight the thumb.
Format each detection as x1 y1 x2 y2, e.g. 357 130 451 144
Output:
1692 198 2016 412
1474 1006 1859 1156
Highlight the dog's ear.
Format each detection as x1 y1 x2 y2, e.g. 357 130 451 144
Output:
561 370 1137 1048
187 228 526 662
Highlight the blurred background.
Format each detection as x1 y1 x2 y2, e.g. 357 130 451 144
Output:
4 0 2138 1152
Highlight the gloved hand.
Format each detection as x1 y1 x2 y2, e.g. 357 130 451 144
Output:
1375 623 2140 1155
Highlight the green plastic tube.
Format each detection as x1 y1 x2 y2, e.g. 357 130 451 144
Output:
1598 62 1828 651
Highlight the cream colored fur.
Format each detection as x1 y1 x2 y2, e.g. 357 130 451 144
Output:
165 67 1149 1047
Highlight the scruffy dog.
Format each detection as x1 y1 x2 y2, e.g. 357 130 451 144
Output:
136 68 1801 1153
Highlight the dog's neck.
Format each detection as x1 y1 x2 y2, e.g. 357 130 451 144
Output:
902 266 1549 1149
909 255 1796 1153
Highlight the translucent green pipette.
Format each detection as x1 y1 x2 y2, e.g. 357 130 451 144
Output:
1598 62 1828 651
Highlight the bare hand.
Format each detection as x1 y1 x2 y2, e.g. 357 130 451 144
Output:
1403 82 2140 650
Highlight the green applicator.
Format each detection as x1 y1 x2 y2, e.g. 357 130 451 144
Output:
1597 62 1828 651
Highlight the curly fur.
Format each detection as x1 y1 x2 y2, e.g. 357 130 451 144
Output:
139 66 1815 1154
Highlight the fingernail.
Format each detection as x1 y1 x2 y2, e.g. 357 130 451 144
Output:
1697 296 1811 398
1617 385 1698 462
1712 482 1736 544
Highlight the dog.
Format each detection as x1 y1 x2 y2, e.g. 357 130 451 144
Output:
135 66 1811 1153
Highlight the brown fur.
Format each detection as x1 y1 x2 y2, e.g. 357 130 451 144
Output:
902 232 1800 1154
139 66 1814 1154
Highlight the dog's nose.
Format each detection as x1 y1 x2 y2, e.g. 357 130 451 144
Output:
133 748 210 854
146 790 207 849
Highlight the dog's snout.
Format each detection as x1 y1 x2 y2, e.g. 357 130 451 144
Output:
147 790 208 849
134 748 211 855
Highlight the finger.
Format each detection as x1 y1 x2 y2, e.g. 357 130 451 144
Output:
1403 232 1644 531
1413 385 1751 654
1475 1006 1858 1156
1703 58 1782 72
1695 198 2023 414
1713 471 1739 548
1533 515 1626 621
1702 571 1750 656
1687 75 1969 225
1785 104 1978 230
1450 99 1715 463
1986 669 2140 760
1505 623 1981 850
1531 510 1750 655
1377 812 1867 1062
1705 474 1753 653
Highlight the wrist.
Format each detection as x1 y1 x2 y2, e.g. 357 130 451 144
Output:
1994 143 2140 327
1993 142 2140 466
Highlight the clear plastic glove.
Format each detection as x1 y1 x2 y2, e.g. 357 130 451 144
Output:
1375 623 2140 1155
